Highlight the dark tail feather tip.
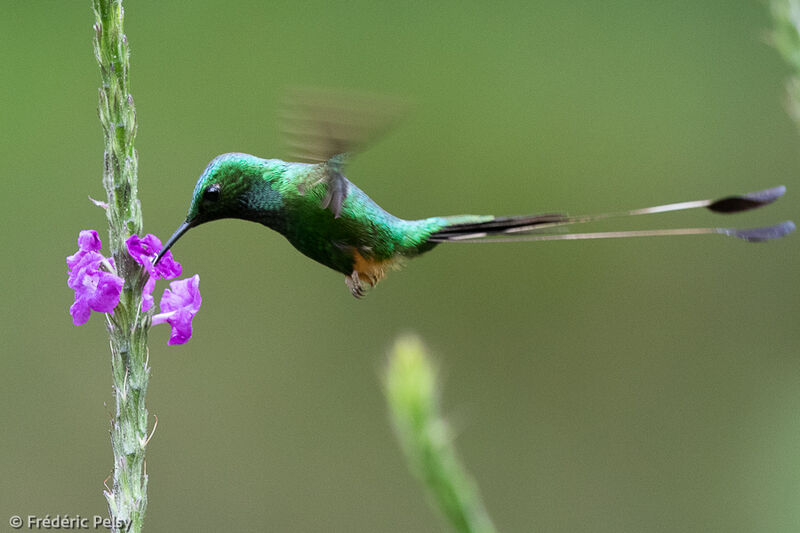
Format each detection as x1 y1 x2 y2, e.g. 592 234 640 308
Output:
725 220 795 242
708 186 786 214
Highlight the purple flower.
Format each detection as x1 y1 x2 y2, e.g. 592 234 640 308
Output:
126 234 183 312
126 234 182 280
66 230 123 326
141 276 156 313
67 230 103 271
78 229 102 252
67 230 202 344
152 275 202 345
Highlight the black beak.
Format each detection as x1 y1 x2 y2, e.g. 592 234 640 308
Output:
154 220 194 266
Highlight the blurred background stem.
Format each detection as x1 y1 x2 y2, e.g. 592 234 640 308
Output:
384 335 498 533
771 0 800 128
92 0 150 531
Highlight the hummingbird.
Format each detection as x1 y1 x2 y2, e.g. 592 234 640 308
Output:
153 151 793 298
154 89 794 297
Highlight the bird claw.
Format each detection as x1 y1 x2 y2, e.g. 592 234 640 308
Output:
345 271 366 299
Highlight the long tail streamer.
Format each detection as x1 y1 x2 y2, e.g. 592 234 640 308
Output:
429 186 793 243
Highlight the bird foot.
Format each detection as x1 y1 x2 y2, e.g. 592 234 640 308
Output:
345 270 366 299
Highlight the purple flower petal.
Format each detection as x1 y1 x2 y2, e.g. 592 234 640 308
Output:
67 230 103 270
165 308 195 345
69 266 123 325
126 234 159 267
160 275 202 314
126 233 182 279
67 230 122 326
78 230 102 252
90 271 124 313
141 276 155 312
153 251 182 280
67 251 103 289
70 296 92 326
152 275 201 345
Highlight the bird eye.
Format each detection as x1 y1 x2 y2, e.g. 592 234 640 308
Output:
203 183 221 202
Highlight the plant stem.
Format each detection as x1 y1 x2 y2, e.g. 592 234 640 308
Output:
384 335 497 533
771 0 800 127
92 1 150 531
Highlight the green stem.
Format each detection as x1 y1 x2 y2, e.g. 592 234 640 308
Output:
92 1 150 531
771 0 800 128
384 335 498 533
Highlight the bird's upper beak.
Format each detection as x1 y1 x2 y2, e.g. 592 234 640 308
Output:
154 220 194 266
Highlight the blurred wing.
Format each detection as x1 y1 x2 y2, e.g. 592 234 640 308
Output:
279 87 408 164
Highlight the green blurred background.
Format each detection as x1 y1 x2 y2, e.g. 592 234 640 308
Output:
2 1 799 532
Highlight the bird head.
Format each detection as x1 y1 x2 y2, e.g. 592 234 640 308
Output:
155 153 275 265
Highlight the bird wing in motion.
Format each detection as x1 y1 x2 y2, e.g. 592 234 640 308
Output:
279 87 407 218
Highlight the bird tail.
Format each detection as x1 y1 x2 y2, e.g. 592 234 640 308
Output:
427 186 794 244
428 213 569 241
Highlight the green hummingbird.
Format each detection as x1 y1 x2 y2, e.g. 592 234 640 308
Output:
154 151 793 298
154 88 793 297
